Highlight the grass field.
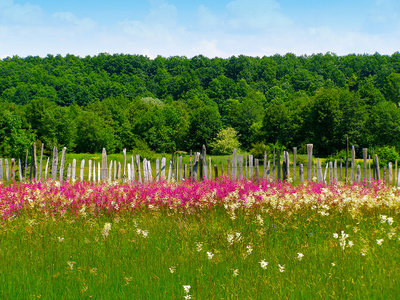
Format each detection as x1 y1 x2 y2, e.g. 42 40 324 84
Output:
0 178 399 299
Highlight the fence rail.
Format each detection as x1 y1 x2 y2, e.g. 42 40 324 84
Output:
0 144 399 187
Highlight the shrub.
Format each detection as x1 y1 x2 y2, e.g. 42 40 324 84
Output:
210 127 241 155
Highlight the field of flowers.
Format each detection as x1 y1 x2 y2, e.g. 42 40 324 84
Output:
0 178 399 299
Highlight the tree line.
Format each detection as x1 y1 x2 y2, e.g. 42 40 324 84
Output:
0 52 399 159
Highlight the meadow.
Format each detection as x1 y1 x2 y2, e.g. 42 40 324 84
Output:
0 178 399 299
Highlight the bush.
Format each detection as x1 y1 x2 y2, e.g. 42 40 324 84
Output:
372 146 400 167
210 127 241 155
250 142 271 160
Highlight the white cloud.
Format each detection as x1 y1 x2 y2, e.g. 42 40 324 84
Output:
225 0 293 31
52 12 97 32
0 0 43 24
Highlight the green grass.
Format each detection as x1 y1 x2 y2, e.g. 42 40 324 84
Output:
0 204 399 299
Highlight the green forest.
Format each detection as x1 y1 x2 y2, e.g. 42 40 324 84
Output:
1 52 400 159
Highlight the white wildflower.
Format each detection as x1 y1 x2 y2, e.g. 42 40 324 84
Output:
207 251 214 260
232 269 239 277
259 260 269 270
196 242 203 252
297 253 304 261
101 222 112 239
380 215 387 223
58 237 64 242
169 266 176 274
333 233 338 239
387 217 394 226
246 245 253 255
376 238 384 245
348 240 354 247
278 264 285 272
67 261 76 270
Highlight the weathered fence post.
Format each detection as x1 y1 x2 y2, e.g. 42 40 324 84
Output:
131 156 135 182
307 144 313 181
255 158 259 182
80 159 85 182
227 157 231 179
293 147 297 182
45 157 49 180
19 159 23 182
38 143 44 181
245 152 248 180
67 163 71 181
181 156 184 181
350 146 355 181
282 151 287 181
263 152 267 181
143 159 148 183
208 157 211 180
334 160 338 182
363 148 367 181
232 148 237 181
202 145 207 180
375 154 380 181
214 165 218 180
276 150 281 180
148 160 153 182
323 163 328 183
395 160 398 186
267 160 270 181
59 147 66 182
368 155 371 184
0 159 3 181
238 155 243 180
161 157 166 181
72 159 76 182
88 160 92 182
168 160 172 182
51 147 58 181
317 158 322 183
123 149 127 182
108 161 113 181
248 155 253 181
11 158 15 182
136 155 142 183
156 158 160 182
5 159 9 183
272 148 275 181
389 162 393 185
299 163 304 183
30 143 36 181
329 161 333 184
25 149 28 182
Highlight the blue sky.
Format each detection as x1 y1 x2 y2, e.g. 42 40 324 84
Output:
0 0 399 59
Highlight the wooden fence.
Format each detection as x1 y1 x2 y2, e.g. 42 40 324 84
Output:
0 143 399 187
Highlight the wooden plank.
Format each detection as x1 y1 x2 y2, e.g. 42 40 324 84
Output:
255 158 259 182
395 160 398 186
123 148 127 182
131 156 135 182
227 157 231 180
93 162 96 183
161 157 166 181
171 152 175 180
232 148 237 180
202 145 207 180
181 156 184 181
292 147 297 182
72 159 76 182
299 163 304 183
272 148 275 181
142 159 148 183
276 150 280 180
51 147 57 181
245 152 248 180
362 148 367 181
38 143 44 181
263 152 267 181
102 148 108 182
156 158 160 182
238 155 243 180
368 155 371 184
184 164 187 180
208 157 211 180
168 160 172 182
11 158 15 182
29 144 35 181
323 163 328 183
5 159 9 182
282 151 287 181
329 161 333 184
136 155 142 183
397 168 400 187
88 160 92 182
59 147 66 182
176 153 179 181
80 159 85 182
307 144 313 181
214 164 218 180
108 160 112 181
127 163 131 181
350 146 355 181
388 162 393 185
375 154 380 181
148 160 153 182
317 158 322 183
67 163 71 182
19 159 23 182
192 152 199 181
248 155 253 181
117 162 121 180
98 161 101 182
356 165 361 184
334 160 338 182
114 160 117 181
286 151 290 180
25 149 29 181
45 157 49 180
267 160 270 181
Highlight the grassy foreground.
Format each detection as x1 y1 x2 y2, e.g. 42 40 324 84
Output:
0 179 399 299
